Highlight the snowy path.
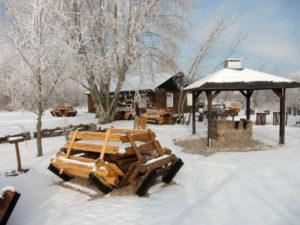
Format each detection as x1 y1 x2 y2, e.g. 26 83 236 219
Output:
0 112 300 225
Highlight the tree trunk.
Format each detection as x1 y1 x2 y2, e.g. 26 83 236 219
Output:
177 92 187 124
36 101 43 157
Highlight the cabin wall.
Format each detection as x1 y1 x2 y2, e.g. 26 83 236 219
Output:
86 91 191 114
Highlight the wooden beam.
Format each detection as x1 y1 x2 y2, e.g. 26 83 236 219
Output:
240 90 253 120
192 91 196 134
279 88 286 144
206 91 213 147
272 89 282 98
212 91 221 100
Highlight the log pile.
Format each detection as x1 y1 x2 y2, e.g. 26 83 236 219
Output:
142 108 177 125
48 128 183 196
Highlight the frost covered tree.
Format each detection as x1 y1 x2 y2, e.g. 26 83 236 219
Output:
0 0 68 156
176 7 246 123
56 0 188 123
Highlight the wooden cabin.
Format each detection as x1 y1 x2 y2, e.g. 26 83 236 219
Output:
86 72 192 113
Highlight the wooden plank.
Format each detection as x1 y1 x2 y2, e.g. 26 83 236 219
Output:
69 131 122 142
64 142 118 154
66 130 79 158
100 130 111 160
69 155 96 163
126 131 141 159
148 130 163 154
125 141 156 155
120 132 153 143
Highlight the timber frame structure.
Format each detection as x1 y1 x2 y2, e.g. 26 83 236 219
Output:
185 60 300 146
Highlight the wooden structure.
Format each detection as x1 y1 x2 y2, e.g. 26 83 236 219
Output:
184 59 300 145
86 72 192 114
51 106 77 117
212 119 252 142
142 108 177 125
48 129 183 196
134 116 147 130
8 136 28 173
255 113 267 125
0 187 21 225
114 107 134 120
0 132 31 144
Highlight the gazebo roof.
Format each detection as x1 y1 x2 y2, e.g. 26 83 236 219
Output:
184 68 300 91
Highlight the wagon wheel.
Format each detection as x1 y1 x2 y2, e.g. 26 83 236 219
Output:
89 172 113 194
135 170 158 197
162 158 184 183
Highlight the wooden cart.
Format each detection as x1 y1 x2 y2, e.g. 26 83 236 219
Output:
48 128 183 196
142 108 177 125
51 107 77 117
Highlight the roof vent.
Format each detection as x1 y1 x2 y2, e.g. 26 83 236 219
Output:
224 59 242 69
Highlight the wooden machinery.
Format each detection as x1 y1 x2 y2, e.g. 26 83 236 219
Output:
50 107 77 117
142 108 177 125
48 128 183 196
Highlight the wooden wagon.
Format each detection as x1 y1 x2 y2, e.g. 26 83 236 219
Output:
51 107 77 117
142 108 177 125
48 128 183 196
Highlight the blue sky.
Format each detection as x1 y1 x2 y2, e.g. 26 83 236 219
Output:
179 0 300 78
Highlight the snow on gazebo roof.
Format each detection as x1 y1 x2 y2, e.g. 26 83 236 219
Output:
184 61 300 91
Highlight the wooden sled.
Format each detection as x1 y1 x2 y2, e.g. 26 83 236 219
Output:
0 188 21 225
48 129 183 196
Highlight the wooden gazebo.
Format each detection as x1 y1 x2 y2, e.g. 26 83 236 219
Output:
184 59 300 145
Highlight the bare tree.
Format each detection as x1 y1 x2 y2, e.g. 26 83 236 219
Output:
0 0 67 156
176 7 246 123
55 0 189 123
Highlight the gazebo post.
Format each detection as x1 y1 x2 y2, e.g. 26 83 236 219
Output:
240 90 253 120
192 91 196 134
272 88 286 144
192 91 202 135
246 90 253 120
206 91 213 146
279 88 286 144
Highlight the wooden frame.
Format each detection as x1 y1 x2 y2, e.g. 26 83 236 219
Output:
49 128 183 196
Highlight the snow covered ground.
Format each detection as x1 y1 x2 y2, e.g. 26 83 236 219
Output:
0 109 300 225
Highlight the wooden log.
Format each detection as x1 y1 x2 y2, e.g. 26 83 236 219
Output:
120 131 153 143
69 131 122 142
64 141 118 154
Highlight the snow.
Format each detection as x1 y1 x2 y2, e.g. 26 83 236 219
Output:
54 156 95 168
0 186 16 199
0 110 300 225
184 68 296 90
